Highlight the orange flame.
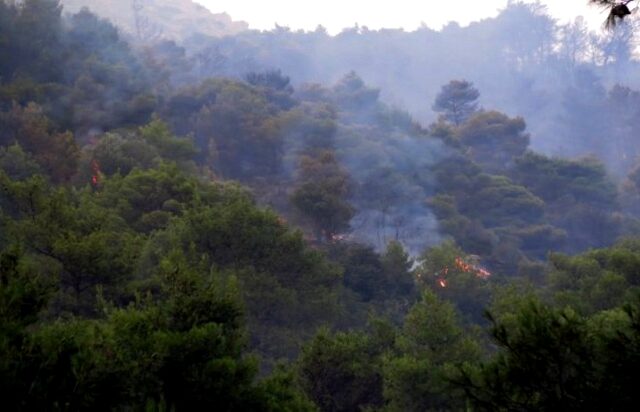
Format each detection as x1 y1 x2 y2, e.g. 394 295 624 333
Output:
90 159 101 188
451 256 492 279
475 268 491 280
428 256 491 290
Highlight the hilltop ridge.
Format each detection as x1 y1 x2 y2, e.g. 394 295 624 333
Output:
61 0 248 40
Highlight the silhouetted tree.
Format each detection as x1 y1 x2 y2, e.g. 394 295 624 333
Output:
589 0 636 29
433 80 480 126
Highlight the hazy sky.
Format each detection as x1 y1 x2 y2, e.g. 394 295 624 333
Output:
195 0 604 33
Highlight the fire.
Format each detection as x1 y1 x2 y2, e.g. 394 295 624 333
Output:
431 256 491 288
418 255 492 290
90 159 101 188
454 256 473 272
475 268 491 280
453 256 491 279
330 233 349 243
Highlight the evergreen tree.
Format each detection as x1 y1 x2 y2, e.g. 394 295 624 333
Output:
433 80 480 126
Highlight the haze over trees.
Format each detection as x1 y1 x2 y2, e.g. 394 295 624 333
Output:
432 80 480 126
3 0 640 409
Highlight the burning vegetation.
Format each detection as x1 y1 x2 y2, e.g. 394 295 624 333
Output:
417 253 492 289
90 159 101 188
434 256 491 288
6 1 640 410
453 256 492 280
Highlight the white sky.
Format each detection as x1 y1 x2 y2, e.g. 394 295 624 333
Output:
195 0 606 34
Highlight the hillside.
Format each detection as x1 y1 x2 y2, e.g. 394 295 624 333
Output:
5 1 640 410
61 0 248 40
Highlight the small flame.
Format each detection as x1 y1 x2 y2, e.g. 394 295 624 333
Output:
455 256 473 273
476 268 491 280
426 256 491 290
330 233 350 243
437 256 492 281
90 159 101 188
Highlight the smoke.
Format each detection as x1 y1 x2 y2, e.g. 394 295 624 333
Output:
275 77 447 255
338 129 445 256
174 2 640 181
60 1 640 258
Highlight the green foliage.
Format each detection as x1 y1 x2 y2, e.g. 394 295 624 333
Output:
510 224 567 259
459 174 544 227
381 240 416 299
418 240 465 281
418 241 492 323
0 143 43 180
433 80 480 126
139 118 198 163
0 171 142 314
429 194 495 255
460 295 640 411
88 132 159 177
513 151 617 207
398 290 481 364
254 365 319 412
165 78 286 179
430 148 560 270
328 241 415 306
130 172 342 360
83 119 197 183
298 328 387 412
486 282 540 328
460 300 596 411
0 103 79 182
245 69 296 110
5 4 640 410
96 163 203 232
0 2 155 133
457 111 529 172
291 151 354 241
10 0 64 83
383 291 481 411
332 71 380 114
548 239 640 314
0 252 311 410
0 246 54 334
330 243 387 302
279 102 337 152
510 152 621 252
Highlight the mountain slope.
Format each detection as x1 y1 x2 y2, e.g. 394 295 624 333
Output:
61 0 248 40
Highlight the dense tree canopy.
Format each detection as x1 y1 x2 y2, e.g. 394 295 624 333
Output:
3 1 640 410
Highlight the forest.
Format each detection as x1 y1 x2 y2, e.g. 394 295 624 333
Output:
3 0 640 410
